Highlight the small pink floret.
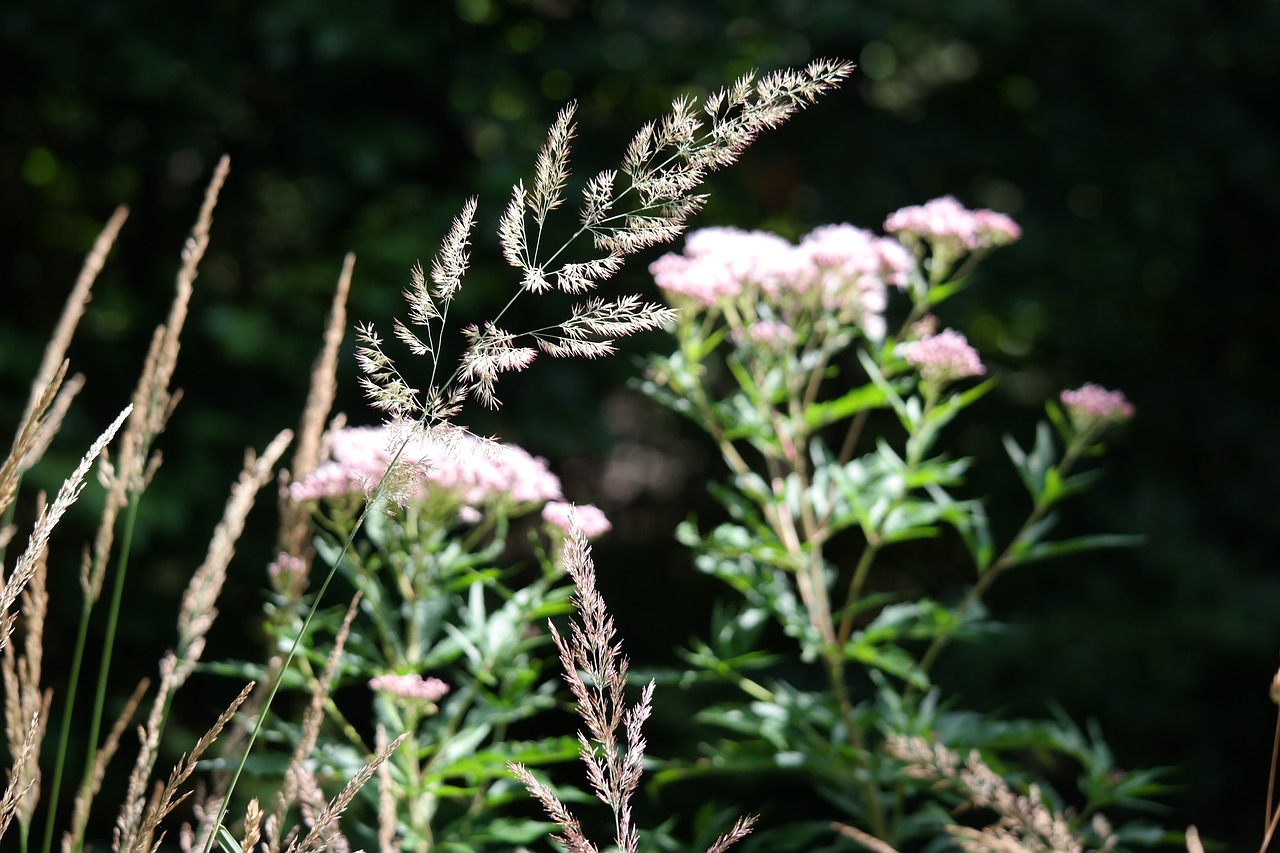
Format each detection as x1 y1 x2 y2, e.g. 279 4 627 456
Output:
731 320 796 349
542 501 612 539
649 227 799 306
1060 383 1134 423
884 196 1022 250
368 673 451 702
267 551 306 578
899 329 985 384
289 425 563 507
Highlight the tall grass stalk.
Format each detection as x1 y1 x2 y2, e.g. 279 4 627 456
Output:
39 158 229 853
7 208 124 853
202 492 383 853
1 405 131 846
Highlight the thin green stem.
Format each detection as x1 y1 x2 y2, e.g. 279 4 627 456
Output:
39 598 92 853
836 543 881 650
917 441 1085 676
202 486 383 853
66 494 141 853
835 408 870 468
823 650 888 839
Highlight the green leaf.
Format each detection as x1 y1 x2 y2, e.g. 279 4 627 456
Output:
926 275 970 307
1007 533 1142 567
472 818 560 845
1004 420 1058 502
1045 398 1072 444
215 824 243 853
881 498 947 545
803 382 887 429
437 736 579 780
423 723 494 782
930 489 995 572
845 634 930 689
912 377 996 460
858 349 914 429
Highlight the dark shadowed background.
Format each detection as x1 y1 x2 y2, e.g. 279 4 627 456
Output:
2 0 1278 847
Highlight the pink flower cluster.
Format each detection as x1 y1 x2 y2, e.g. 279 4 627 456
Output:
649 224 914 339
649 227 798 306
267 551 308 597
289 425 562 509
898 329 986 385
1060 383 1134 426
730 319 796 349
368 672 451 703
884 196 1022 251
542 501 612 539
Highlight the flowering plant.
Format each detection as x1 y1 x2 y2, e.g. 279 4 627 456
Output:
639 198 1166 850
201 59 856 853
209 422 614 851
0 51 1201 853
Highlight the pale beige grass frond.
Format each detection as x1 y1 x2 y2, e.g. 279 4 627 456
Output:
20 372 86 480
64 678 149 853
155 154 230 403
0 711 42 844
20 204 128 429
1 491 52 835
832 821 902 853
513 522 754 853
177 428 293 672
89 159 230 605
122 681 255 853
115 429 290 851
284 732 407 853
277 254 355 565
375 725 397 853
241 798 264 853
271 593 361 843
0 405 131 634
115 653 182 852
706 816 759 853
887 734 1097 853
1 360 73 525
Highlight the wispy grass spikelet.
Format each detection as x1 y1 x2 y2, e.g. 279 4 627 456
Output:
430 196 479 305
529 102 576 226
177 429 293 672
512 521 754 853
64 678 149 852
287 732 407 853
18 204 126 432
358 59 853 419
886 735 1096 853
0 405 131 627
120 682 255 853
272 594 361 834
1 490 52 839
278 254 354 565
0 712 42 843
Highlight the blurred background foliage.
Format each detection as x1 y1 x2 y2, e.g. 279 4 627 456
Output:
1 0 1277 847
